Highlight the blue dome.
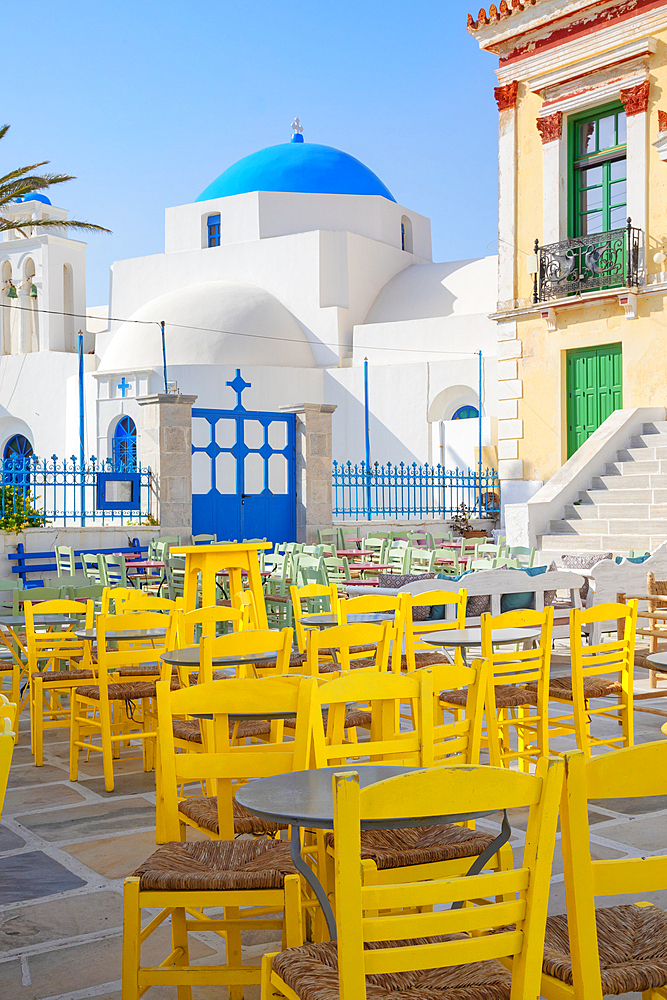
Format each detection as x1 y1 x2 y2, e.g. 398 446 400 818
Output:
196 141 395 203
17 193 51 205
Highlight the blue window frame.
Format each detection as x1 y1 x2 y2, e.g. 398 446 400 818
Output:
207 214 221 248
4 434 33 459
452 405 479 420
113 416 137 471
3 434 33 491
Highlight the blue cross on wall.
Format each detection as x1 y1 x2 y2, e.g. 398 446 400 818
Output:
118 377 131 398
226 369 251 411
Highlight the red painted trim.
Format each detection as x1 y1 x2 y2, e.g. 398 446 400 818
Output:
499 0 666 66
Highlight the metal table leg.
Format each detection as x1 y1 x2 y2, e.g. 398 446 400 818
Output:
289 824 337 939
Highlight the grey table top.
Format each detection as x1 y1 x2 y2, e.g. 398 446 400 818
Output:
424 626 541 647
161 646 281 667
235 764 493 830
0 615 77 627
74 627 166 641
300 612 392 628
645 652 667 672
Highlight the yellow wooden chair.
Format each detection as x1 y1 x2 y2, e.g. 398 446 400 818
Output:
304 620 391 677
0 698 16 818
440 606 554 771
290 582 339 658
399 588 467 671
123 675 318 998
26 598 95 766
263 755 564 1000
69 609 177 791
0 691 18 732
336 593 403 670
538 601 638 758
540 743 667 999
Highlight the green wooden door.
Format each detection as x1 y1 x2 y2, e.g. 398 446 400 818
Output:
566 343 622 457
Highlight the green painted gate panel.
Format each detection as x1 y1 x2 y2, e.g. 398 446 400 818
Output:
566 343 622 457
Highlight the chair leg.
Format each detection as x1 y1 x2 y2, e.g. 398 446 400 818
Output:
283 874 304 948
34 676 44 766
69 696 80 781
225 905 244 1000
100 703 115 793
122 877 141 1000
170 906 192 1000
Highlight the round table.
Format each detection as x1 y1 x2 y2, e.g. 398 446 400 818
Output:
236 765 509 939
424 626 541 664
645 652 667 675
300 612 393 629
74 627 166 642
161 646 281 669
0 614 78 626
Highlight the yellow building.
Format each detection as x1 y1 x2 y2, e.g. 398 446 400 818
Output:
469 0 667 555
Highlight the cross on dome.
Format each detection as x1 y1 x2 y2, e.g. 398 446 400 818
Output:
291 117 303 134
226 368 251 410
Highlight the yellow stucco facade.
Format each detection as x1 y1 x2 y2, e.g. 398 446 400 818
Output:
471 0 667 485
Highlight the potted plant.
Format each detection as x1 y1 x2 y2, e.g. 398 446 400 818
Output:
451 503 488 539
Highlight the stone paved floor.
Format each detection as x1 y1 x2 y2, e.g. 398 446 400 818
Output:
1 647 667 999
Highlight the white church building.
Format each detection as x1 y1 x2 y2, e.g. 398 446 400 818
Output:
0 123 504 538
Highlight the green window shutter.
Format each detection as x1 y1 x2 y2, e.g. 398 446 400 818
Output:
568 103 627 239
567 343 623 457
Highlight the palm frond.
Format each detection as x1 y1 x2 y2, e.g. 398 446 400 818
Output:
0 162 51 188
0 174 78 206
0 125 10 143
0 216 111 234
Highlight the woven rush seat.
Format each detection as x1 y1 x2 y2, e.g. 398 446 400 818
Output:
284 707 371 730
525 675 622 700
133 838 297 891
31 669 95 681
401 650 449 670
272 937 512 999
320 643 376 656
441 684 538 709
543 903 667 994
75 677 180 701
177 795 287 835
325 823 495 870
172 717 272 743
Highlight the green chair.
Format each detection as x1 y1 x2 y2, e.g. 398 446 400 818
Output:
505 545 536 568
436 550 460 576
385 542 410 574
364 536 388 563
264 552 295 627
427 530 454 548
317 528 339 550
407 547 436 574
67 584 105 612
99 554 128 589
81 553 102 584
42 575 88 590
164 555 186 602
192 534 216 545
55 545 76 576
13 586 65 612
319 556 351 585
295 555 321 587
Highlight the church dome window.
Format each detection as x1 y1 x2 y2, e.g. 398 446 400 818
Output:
113 416 137 471
4 434 33 459
452 405 479 420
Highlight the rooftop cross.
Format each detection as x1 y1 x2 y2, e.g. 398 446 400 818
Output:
226 368 251 410
291 117 303 134
118 377 130 397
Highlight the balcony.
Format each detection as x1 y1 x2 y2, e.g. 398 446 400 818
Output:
534 219 643 303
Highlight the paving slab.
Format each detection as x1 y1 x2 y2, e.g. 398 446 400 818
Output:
2 782 86 816
590 795 667 815
77 755 152 778
0 823 26 851
0 891 122 952
0 958 24 994
61 830 160 880
7 764 69 788
596 813 667 852
0 851 86 904
14 798 156 842
79 770 158 797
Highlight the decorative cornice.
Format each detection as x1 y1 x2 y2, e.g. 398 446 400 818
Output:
494 80 519 111
620 79 650 115
658 109 667 133
536 111 563 143
468 0 537 31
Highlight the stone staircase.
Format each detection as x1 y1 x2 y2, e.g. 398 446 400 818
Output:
538 420 667 557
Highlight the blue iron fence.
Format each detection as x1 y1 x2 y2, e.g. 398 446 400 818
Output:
332 461 500 521
0 455 152 527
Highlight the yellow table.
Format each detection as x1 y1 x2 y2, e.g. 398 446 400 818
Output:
172 542 272 628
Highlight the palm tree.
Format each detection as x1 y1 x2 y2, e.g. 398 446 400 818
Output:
0 124 110 235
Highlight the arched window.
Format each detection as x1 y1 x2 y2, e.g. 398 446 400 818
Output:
23 257 38 353
400 215 413 253
452 405 479 420
4 434 33 459
207 214 221 247
113 416 137 471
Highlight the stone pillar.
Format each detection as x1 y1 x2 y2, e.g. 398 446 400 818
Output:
281 403 336 544
137 393 197 538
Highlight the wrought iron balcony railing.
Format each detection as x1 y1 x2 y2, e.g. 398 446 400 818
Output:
533 218 643 303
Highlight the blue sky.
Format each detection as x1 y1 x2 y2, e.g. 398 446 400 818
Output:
4 0 500 305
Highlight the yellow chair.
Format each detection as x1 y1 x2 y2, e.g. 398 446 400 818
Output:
290 582 339 656
26 598 95 766
540 743 667 999
0 697 16 818
123 675 317 998
69 609 177 791
399 588 467 671
305 621 391 677
0 691 18 732
336 593 403 670
440 606 554 770
169 604 246 687
539 601 638 757
263 756 564 999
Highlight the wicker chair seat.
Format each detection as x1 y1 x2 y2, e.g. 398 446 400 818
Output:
320 644 376 656
543 903 667 994
177 794 287 835
172 717 272 743
133 838 297 891
31 669 95 681
272 937 512 999
525 675 622 701
75 678 180 701
401 650 449 669
441 684 538 709
284 708 371 730
325 823 495 870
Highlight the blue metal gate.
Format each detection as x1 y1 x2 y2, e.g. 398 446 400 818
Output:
191 370 296 544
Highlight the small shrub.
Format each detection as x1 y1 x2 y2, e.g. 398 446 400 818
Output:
0 485 47 531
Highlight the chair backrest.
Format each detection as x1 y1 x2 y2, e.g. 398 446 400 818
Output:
331 756 564 998
338 593 403 669
68 584 105 609
469 557 495 571
429 659 488 765
95 610 176 686
317 528 339 547
558 743 667 997
399 588 467 670
13 586 65 612
157 674 318 841
118 592 179 613
199 627 294 682
81 552 102 583
319 556 350 583
43 575 89 590
506 545 536 567
290 583 339 653
305 621 391 676
386 542 410 574
481 607 554 689
173 603 245 647
364 536 387 561
428 529 453 547
99 553 128 589
55 545 76 576
192 533 216 544
24 599 94 670
297 555 325 587
492 557 521 569
164 553 186 601
313 667 434 767
407 546 436 573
